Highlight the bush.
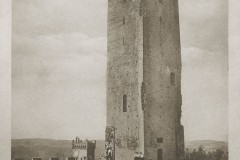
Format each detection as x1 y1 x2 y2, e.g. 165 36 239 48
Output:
185 146 228 160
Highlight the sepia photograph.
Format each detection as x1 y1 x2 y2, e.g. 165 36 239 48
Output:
10 0 228 160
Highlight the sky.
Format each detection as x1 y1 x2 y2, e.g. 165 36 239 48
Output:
12 0 228 141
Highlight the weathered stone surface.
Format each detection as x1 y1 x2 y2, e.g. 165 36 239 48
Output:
106 0 184 160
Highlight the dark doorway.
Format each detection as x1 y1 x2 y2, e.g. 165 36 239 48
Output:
157 149 163 160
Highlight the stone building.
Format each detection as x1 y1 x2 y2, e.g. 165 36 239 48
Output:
72 137 96 160
106 0 184 160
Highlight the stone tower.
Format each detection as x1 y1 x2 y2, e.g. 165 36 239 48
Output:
106 0 184 160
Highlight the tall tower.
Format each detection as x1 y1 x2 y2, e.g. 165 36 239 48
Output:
106 0 184 160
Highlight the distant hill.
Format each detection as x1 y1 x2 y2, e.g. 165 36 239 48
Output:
12 139 105 160
12 139 227 160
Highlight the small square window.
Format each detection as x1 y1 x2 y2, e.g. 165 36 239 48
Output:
157 137 163 143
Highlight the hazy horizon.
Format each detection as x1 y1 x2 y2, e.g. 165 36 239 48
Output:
12 0 228 142
11 138 228 143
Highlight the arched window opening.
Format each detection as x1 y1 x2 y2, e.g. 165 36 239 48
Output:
157 149 163 160
170 72 175 86
123 94 127 112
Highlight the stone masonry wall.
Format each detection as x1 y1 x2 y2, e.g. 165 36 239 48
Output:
142 0 182 160
107 0 184 160
107 0 144 160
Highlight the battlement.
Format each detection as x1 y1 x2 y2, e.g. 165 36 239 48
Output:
72 137 96 150
72 137 96 160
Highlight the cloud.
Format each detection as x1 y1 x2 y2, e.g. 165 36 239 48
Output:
12 0 228 141
179 0 228 51
181 47 228 141
179 0 227 19
13 0 107 37
12 0 108 139
12 32 107 139
13 33 107 83
182 47 227 74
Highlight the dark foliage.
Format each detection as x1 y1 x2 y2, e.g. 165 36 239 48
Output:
185 146 228 160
